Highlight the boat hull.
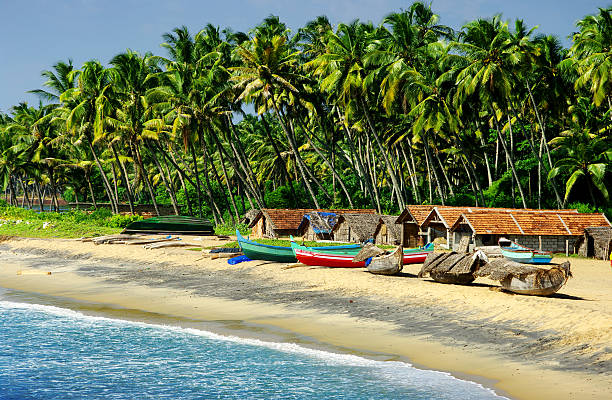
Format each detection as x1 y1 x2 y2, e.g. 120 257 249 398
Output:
500 275 567 296
500 249 552 264
367 246 403 275
236 231 363 263
294 247 366 268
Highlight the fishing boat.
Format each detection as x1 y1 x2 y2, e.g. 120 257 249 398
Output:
402 243 434 265
123 215 214 235
366 246 404 275
498 238 552 264
418 251 488 284
236 230 362 263
291 241 367 267
292 241 434 268
477 258 572 296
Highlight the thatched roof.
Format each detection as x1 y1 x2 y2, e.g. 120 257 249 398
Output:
451 210 611 236
242 209 260 225
377 215 402 238
333 213 381 242
300 211 339 235
249 208 377 231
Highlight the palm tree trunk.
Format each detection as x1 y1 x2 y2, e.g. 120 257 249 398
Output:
434 148 455 197
134 143 160 216
424 136 445 205
87 139 118 214
226 116 264 206
479 132 493 187
271 101 320 208
297 118 354 208
189 143 204 217
491 110 527 208
259 114 296 207
146 142 179 215
359 97 405 210
85 171 98 209
336 108 377 209
212 136 239 224
111 143 135 214
399 142 421 203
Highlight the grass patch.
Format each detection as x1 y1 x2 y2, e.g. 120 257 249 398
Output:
0 202 140 239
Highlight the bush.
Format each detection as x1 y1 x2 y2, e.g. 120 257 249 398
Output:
104 214 143 228
215 222 250 236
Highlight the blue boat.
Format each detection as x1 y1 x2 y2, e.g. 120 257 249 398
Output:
499 238 553 264
236 230 363 262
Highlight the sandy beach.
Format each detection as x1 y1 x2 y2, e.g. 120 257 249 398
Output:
1 236 611 399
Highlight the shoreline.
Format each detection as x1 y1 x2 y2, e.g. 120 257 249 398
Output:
1 237 612 399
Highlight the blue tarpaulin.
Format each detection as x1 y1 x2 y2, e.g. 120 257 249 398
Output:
227 255 252 265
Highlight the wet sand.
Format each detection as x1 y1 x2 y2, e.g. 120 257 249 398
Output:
1 237 611 399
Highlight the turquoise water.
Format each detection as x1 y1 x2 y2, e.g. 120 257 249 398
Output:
0 297 505 399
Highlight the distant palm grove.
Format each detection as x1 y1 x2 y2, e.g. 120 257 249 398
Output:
1 2 611 224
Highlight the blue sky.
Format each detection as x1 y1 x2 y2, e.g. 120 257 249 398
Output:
0 0 607 113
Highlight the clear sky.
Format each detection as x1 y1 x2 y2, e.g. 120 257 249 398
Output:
0 0 608 113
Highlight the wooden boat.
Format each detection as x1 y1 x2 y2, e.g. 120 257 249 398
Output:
123 216 214 235
291 241 367 268
418 251 488 284
292 240 431 269
402 243 434 265
477 258 572 296
498 238 552 264
236 231 362 263
366 246 403 275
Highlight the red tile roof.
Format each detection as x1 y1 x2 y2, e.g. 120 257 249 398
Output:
451 210 610 236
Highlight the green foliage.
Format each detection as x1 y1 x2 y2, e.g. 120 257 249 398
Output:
0 203 141 237
214 221 250 236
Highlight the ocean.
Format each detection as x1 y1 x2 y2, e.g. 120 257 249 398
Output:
0 294 504 399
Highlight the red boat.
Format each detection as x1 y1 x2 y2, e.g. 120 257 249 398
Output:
291 242 434 268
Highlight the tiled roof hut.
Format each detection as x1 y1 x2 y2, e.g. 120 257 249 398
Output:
298 211 339 241
395 207 423 247
449 210 611 253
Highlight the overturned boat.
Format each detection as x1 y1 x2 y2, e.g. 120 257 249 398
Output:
477 258 572 296
418 251 489 284
353 243 403 275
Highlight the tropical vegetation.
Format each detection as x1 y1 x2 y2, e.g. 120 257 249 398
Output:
1 3 611 224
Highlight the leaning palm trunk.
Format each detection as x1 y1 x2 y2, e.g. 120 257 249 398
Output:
146 141 179 215
87 139 118 213
477 259 572 296
359 97 405 210
298 118 354 208
111 143 135 214
134 143 160 216
491 111 527 208
271 101 320 208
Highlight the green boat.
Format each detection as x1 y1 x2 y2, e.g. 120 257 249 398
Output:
123 215 214 235
236 230 362 262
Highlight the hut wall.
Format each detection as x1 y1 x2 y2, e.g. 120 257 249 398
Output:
375 222 400 245
251 217 266 238
333 221 360 243
578 228 612 259
401 223 419 247
452 229 473 251
480 235 580 253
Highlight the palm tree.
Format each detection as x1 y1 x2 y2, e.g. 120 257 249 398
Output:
449 16 528 208
548 129 610 207
569 7 612 110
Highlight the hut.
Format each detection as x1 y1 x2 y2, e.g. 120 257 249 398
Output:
420 206 469 246
395 205 433 247
249 209 314 238
298 211 340 241
332 213 381 243
374 215 402 245
449 210 611 253
578 227 612 260
249 208 376 239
